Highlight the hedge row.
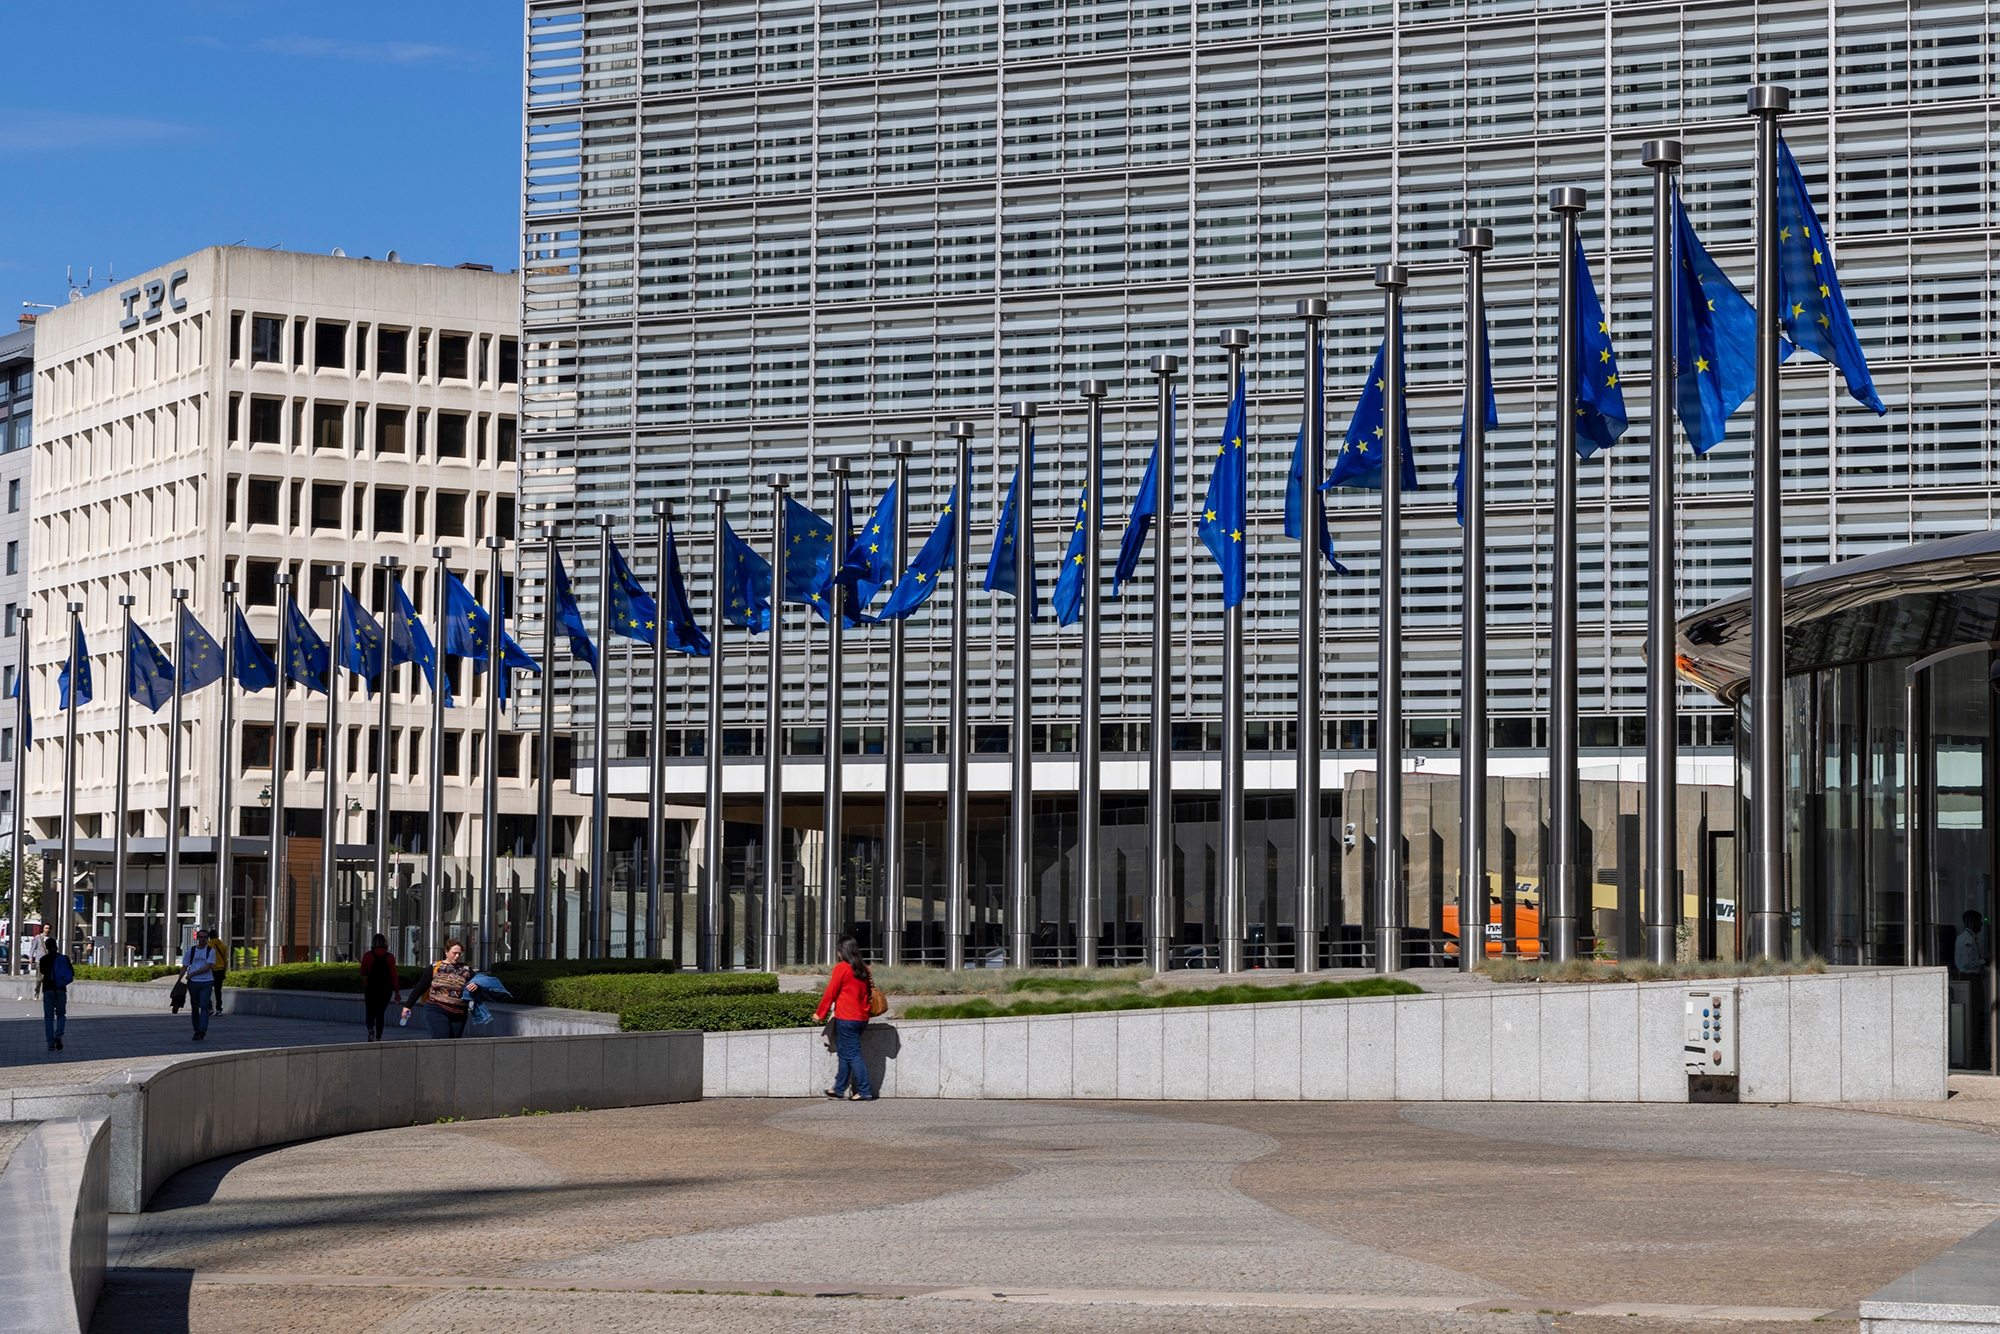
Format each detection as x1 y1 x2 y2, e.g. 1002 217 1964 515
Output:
536 971 777 1013
906 975 1423 1020
620 992 820 1033
70 964 182 983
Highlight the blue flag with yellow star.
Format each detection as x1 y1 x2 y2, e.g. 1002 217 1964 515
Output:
1050 485 1093 628
56 622 91 710
1777 136 1884 416
1112 442 1157 598
494 629 540 705
1291 343 1349 573
783 498 836 606
283 597 328 694
548 547 595 674
877 490 955 622
443 573 491 662
845 482 898 611
1198 369 1250 608
1327 319 1418 494
336 585 387 696
232 608 275 693
606 539 658 646
1673 191 1759 455
1453 311 1501 526
658 524 710 655
1574 237 1630 459
983 426 1039 621
388 578 446 704
720 521 772 632
127 619 176 714
177 612 225 694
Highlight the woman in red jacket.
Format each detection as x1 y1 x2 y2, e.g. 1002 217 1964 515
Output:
815 936 877 1101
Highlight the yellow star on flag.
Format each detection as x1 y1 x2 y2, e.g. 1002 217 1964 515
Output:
1694 357 1710 373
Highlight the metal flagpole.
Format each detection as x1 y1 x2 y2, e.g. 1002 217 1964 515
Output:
1008 404 1036 969
216 584 238 951
426 547 450 963
1218 329 1250 974
1375 266 1409 975
373 557 399 954
883 442 913 967
1457 228 1493 974
650 502 670 963
481 536 504 969
1747 87 1792 961
1078 382 1107 970
1548 188 1587 964
165 592 188 953
762 477 787 969
1147 358 1177 975
945 422 974 971
1294 301 1326 976
268 575 291 964
113 594 135 965
589 522 612 959
703 487 730 972
534 526 555 959
822 461 851 966
1643 139 1683 965
319 566 341 963
8 607 27 971
61 600 81 957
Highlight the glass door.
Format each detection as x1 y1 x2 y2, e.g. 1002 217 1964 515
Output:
1918 646 1997 1072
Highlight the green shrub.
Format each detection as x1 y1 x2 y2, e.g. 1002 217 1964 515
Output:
619 992 820 1032
226 962 366 992
1478 956 1829 984
72 964 182 983
540 971 777 1013
906 975 1423 1020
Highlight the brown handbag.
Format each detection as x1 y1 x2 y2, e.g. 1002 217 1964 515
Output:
867 983 889 1018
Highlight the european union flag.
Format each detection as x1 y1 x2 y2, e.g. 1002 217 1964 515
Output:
658 524 710 655
1290 344 1349 573
810 485 871 627
548 547 595 673
9 670 26 750
783 498 836 606
177 613 226 694
877 489 956 622
1197 369 1250 608
443 573 492 662
606 540 658 645
1574 236 1630 459
336 586 386 695
283 598 329 694
983 425 1039 621
389 578 446 703
127 620 175 714
1112 439 1159 598
232 608 276 693
1050 486 1092 628
1673 191 1759 455
1327 318 1418 494
494 628 541 705
845 482 899 611
720 521 773 632
1777 136 1885 416
1453 309 1500 525
57 623 91 710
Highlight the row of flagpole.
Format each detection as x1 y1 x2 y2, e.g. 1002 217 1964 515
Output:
6 86 1877 973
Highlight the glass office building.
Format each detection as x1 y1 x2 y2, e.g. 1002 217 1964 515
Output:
517 0 1993 968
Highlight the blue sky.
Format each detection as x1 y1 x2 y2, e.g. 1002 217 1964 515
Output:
2 1 520 317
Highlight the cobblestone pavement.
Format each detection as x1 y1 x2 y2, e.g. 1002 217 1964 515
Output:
0 997 426 1090
89 1095 2000 1334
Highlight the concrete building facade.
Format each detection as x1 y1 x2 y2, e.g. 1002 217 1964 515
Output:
0 324 34 835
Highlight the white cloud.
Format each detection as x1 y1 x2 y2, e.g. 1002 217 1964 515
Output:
252 35 470 65
0 109 197 154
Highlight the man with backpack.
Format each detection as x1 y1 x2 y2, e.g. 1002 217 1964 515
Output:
37 944 73 1052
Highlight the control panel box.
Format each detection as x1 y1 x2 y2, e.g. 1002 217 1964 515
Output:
1684 987 1738 1076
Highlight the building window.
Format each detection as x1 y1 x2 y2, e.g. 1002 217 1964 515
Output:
437 412 468 458
355 323 368 373
251 316 284 365
7 479 17 513
0 730 12 763
249 397 282 445
4 604 15 636
313 321 346 370
373 487 406 535
496 495 515 539
310 483 343 531
435 492 467 538
442 730 462 778
375 407 406 454
228 393 241 442
4 543 16 576
416 330 429 379
312 402 343 451
378 328 409 375
415 409 428 458
246 559 279 606
2 666 12 698
439 334 469 381
478 334 491 383
246 478 280 527
499 338 518 385
241 723 273 770
497 416 516 463
230 313 242 362
291 318 306 367
498 733 523 778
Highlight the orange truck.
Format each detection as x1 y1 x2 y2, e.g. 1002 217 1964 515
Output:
1441 902 1543 959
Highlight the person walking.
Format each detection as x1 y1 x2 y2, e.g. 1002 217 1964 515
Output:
37 940 72 1052
179 929 220 1041
814 935 877 1101
209 933 229 1017
401 938 480 1040
360 933 400 1041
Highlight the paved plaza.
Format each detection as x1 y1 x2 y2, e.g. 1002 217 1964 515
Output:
80 1083 2000 1334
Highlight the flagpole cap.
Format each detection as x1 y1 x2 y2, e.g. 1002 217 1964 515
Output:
1294 299 1329 319
118 595 136 608
274 573 291 588
1747 84 1791 116
827 459 852 477
377 556 400 569
888 439 915 456
1077 379 1107 399
766 472 788 489
1455 227 1494 254
1219 328 1250 349
432 546 451 561
1374 264 1408 289
708 487 731 504
221 582 240 595
66 601 83 613
947 421 976 440
485 535 504 550
1011 402 1038 419
1148 355 1178 375
1548 187 1588 215
172 588 189 601
1641 139 1683 169
651 499 669 518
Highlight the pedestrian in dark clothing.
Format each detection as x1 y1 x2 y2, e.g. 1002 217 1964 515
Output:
179 930 220 1040
37 946 72 1052
814 935 877 1101
209 935 228 1016
360 934 400 1041
401 938 479 1040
